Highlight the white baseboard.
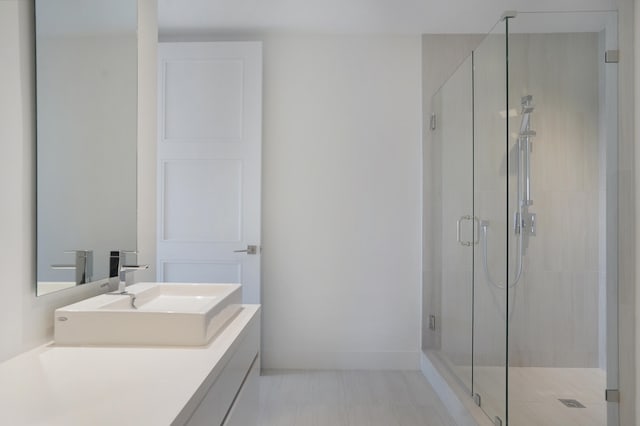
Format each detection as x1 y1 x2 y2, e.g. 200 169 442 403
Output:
261 349 420 370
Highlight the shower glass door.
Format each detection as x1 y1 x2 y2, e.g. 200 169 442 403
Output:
506 11 619 425
429 10 619 426
472 18 509 425
433 55 474 395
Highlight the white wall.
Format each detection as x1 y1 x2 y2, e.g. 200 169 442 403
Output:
136 0 158 284
260 35 423 369
0 0 157 362
0 0 35 362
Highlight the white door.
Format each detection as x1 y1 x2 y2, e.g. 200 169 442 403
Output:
157 42 262 303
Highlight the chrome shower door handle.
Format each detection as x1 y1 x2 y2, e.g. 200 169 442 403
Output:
457 215 472 247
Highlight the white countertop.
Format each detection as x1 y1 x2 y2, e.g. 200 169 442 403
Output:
0 305 260 426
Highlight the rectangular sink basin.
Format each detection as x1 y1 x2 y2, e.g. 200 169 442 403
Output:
54 282 242 346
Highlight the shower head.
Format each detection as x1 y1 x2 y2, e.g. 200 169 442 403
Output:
519 95 535 135
521 95 534 114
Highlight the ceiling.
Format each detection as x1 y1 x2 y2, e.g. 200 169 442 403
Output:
158 0 616 36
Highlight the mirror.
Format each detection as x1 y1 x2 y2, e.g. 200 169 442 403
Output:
36 0 138 296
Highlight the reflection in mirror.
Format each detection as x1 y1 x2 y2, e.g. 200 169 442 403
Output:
36 0 138 296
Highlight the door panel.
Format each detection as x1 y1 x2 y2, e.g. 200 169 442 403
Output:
157 42 262 303
434 54 474 395
162 159 242 242
163 59 244 140
162 261 242 283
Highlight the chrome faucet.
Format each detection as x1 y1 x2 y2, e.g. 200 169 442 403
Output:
109 250 149 294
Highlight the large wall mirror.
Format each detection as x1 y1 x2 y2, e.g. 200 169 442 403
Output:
36 0 138 296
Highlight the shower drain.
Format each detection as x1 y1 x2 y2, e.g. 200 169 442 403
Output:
558 399 586 408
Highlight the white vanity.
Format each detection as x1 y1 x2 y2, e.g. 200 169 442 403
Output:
0 283 260 426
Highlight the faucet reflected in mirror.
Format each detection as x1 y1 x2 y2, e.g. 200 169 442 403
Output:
50 250 93 285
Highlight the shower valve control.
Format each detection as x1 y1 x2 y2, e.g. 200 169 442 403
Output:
514 212 536 236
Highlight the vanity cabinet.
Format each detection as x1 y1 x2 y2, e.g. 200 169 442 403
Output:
0 305 260 426
222 355 260 426
180 308 260 426
185 353 260 426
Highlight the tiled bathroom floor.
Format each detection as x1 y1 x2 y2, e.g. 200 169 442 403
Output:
258 370 456 426
481 366 606 426
453 365 606 426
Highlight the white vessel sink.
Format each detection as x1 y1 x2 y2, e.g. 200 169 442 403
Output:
54 282 242 346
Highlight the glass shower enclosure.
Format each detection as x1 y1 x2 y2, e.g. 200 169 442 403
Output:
428 11 618 426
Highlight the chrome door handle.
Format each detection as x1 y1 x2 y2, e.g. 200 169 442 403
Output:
457 215 470 247
457 215 476 247
234 245 258 255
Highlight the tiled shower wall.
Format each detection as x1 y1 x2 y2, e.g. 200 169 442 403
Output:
506 33 602 367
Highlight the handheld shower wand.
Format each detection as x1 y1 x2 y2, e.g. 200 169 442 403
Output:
482 95 536 290
519 95 535 209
